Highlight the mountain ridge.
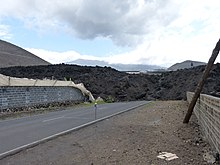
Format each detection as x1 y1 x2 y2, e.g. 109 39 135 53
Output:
0 39 50 68
67 59 164 71
168 60 206 71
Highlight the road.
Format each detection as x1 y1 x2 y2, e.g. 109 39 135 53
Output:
0 101 147 158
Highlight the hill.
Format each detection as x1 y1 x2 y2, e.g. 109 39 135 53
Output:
0 40 50 68
168 60 206 71
68 59 163 71
0 63 220 101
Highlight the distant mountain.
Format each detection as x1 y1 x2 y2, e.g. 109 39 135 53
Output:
168 60 206 71
0 40 50 68
67 59 164 71
70 59 109 66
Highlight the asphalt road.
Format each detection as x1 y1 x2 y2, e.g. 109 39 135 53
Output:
0 101 147 157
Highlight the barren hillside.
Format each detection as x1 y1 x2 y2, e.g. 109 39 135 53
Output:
0 40 50 68
168 60 206 71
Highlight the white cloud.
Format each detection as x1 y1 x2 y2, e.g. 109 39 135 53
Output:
0 0 179 46
1 0 220 66
26 48 102 64
0 24 12 39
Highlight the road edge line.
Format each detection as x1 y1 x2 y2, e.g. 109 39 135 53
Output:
0 102 148 160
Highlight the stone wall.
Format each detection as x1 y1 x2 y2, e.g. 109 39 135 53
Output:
0 86 85 111
187 92 220 153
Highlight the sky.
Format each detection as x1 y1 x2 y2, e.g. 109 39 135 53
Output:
0 0 220 67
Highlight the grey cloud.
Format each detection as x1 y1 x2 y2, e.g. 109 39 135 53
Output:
60 0 178 46
0 0 179 46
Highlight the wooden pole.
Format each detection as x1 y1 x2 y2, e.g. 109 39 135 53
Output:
183 39 220 123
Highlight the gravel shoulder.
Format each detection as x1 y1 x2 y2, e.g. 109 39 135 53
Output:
0 101 214 165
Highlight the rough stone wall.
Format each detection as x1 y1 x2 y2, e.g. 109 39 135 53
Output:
187 92 220 153
0 86 85 111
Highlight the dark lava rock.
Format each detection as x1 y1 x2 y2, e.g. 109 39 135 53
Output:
0 63 220 101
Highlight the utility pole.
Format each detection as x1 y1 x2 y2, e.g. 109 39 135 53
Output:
183 39 220 123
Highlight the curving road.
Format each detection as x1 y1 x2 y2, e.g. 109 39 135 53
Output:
0 101 147 158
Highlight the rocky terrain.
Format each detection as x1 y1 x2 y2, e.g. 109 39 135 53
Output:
0 63 220 102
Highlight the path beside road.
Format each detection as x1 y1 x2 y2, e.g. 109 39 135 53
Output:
0 101 213 165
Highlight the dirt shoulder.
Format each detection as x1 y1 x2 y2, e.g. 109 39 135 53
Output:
0 101 214 165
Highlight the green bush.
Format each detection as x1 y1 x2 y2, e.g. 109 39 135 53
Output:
105 95 115 103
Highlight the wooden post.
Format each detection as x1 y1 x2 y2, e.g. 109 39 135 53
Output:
183 39 220 123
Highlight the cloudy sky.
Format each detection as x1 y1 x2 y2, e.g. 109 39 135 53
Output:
0 0 220 67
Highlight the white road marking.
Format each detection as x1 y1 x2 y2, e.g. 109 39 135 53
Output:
64 117 91 120
42 116 65 122
0 102 148 160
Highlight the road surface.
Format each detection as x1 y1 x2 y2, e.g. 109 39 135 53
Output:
0 101 147 158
